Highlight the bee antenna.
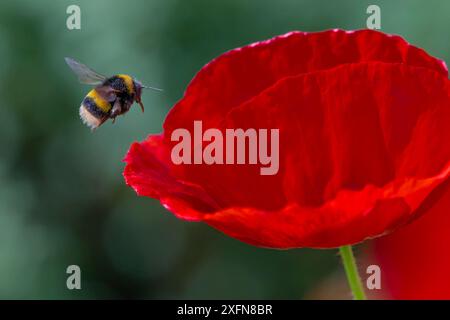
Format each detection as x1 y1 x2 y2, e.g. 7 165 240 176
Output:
142 85 163 92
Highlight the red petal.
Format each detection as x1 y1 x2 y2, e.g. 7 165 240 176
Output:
164 30 447 133
203 63 450 247
371 181 450 299
124 31 450 248
123 136 220 221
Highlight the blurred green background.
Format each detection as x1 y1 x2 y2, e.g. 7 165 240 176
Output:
0 0 448 299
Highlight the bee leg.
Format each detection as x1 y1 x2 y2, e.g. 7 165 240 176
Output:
110 100 122 124
138 101 145 113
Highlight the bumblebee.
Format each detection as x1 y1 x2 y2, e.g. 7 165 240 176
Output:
65 57 162 130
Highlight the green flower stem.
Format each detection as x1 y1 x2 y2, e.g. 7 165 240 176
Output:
339 245 367 300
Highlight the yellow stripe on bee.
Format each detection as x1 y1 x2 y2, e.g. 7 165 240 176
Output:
87 89 111 112
117 74 135 94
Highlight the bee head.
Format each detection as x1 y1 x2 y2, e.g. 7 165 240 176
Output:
133 80 162 112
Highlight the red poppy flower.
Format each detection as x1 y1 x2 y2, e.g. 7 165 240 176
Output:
123 30 450 249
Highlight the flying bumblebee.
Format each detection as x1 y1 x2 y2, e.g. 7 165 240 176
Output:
65 57 162 130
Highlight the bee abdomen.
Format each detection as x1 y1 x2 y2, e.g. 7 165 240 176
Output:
80 105 104 129
80 91 111 129
82 96 109 118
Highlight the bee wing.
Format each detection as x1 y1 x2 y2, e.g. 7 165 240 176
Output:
65 57 107 85
95 85 119 102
